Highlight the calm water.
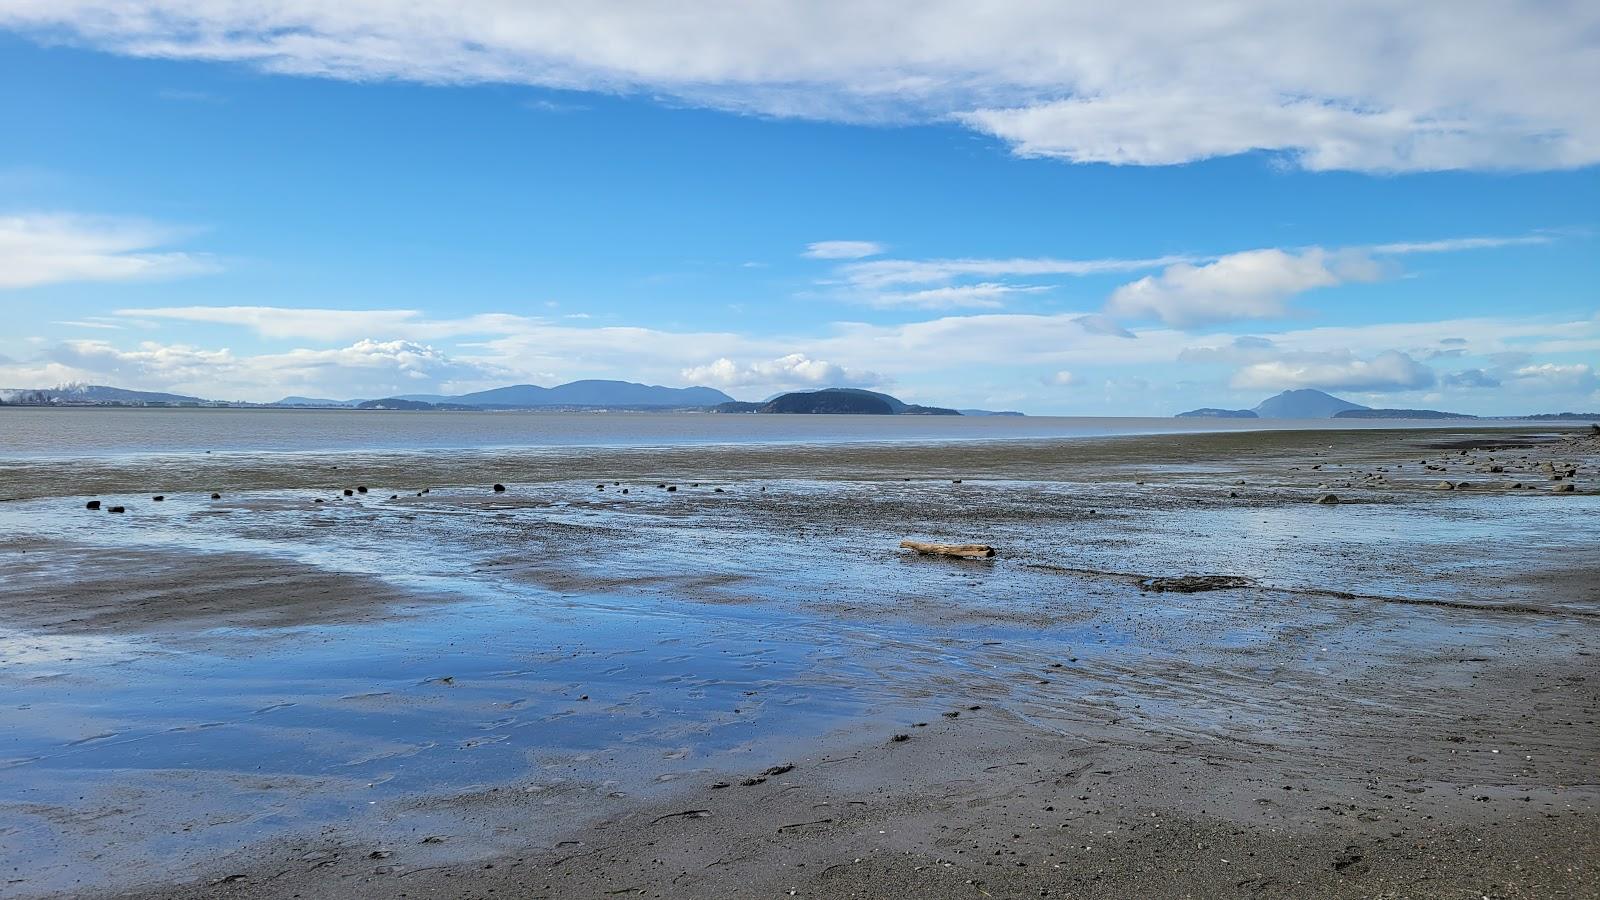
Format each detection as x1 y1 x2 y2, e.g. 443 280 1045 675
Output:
0 407 1551 458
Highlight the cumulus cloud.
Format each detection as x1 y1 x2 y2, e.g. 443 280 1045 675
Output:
680 353 880 391
2 3 1593 172
0 214 216 289
804 240 884 260
1443 368 1501 389
1050 370 1076 386
1508 362 1596 392
1230 349 1437 392
1177 335 1280 365
1071 314 1135 338
1106 248 1386 328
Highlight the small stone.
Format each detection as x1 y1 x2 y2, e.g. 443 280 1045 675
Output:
492 483 506 492
85 500 101 510
357 486 368 493
152 495 165 501
107 505 125 513
211 493 221 500
1554 482 1576 493
343 488 354 496
1434 481 1455 490
890 733 910 742
1315 494 1339 504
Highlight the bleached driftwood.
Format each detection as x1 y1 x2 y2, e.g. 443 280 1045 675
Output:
899 539 996 559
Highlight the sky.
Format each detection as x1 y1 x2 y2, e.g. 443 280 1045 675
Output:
1 2 1597 415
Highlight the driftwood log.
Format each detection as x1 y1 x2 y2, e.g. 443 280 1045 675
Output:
899 540 996 559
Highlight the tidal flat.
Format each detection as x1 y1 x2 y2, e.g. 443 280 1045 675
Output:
1 421 1596 898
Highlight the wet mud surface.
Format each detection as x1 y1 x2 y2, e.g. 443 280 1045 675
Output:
0 425 1596 898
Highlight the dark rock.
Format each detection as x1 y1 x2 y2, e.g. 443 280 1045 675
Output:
1554 482 1576 493
343 489 354 496
107 505 125 513
211 493 221 500
1315 494 1339 504
152 495 165 501
1139 574 1256 593
890 733 910 742
492 483 506 492
667 486 677 492
85 500 101 510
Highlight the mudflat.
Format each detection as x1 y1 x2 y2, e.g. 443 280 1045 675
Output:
1 425 1596 898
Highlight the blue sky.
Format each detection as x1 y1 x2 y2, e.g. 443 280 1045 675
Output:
1 4 1597 414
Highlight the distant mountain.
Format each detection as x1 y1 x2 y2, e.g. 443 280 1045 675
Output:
276 396 358 407
1252 389 1369 419
1524 412 1600 420
724 389 961 415
1 384 206 406
444 380 733 409
1175 407 1259 419
762 390 895 414
1334 408 1476 420
958 409 1025 417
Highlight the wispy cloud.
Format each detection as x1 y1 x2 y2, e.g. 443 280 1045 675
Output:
0 214 217 289
865 283 1046 310
804 240 885 260
837 254 1189 290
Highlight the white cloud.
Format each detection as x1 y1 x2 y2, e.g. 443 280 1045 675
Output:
1050 370 1076 386
1230 349 1437 392
0 214 216 289
681 353 880 392
3 3 1593 172
803 240 884 260
1106 248 1385 328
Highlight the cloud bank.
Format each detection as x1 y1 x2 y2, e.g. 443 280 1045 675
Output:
4 2 1596 172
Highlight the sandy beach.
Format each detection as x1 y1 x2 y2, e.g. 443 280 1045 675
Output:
2 423 1597 898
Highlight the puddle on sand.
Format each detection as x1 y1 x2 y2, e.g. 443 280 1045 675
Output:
0 591 921 895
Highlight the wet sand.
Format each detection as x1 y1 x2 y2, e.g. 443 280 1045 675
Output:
1 425 1597 898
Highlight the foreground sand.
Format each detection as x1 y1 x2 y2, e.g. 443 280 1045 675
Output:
1 425 1596 898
